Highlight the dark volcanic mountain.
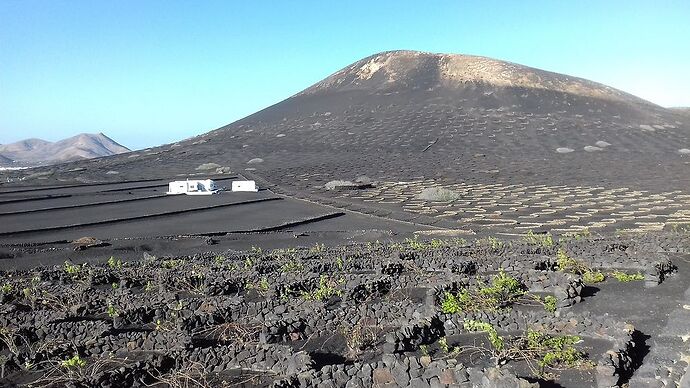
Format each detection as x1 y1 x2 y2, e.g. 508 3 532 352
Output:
0 133 130 166
55 51 687 178
5 50 690 231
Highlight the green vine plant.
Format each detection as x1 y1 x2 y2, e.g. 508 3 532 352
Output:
213 255 226 265
461 319 591 376
556 249 605 284
161 259 183 269
526 330 589 374
26 353 131 387
419 344 429 357
63 261 84 280
309 243 326 254
556 249 645 286
302 275 344 301
60 354 86 369
106 256 122 270
464 320 504 351
440 270 526 314
0 284 13 295
542 295 557 314
524 230 554 248
245 277 270 295
154 319 174 332
280 259 304 273
396 236 467 252
106 304 119 318
610 271 645 282
437 336 461 357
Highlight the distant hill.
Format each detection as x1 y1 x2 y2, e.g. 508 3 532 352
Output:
0 133 130 166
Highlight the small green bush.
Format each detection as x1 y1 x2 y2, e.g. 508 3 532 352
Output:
441 270 525 313
526 330 584 372
309 243 326 254
556 249 605 283
64 261 82 275
107 256 122 269
280 259 304 273
543 295 557 313
161 259 183 269
106 304 118 318
302 276 343 301
438 336 460 356
61 354 86 369
582 271 605 283
610 271 645 282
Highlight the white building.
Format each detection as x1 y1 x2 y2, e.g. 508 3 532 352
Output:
231 180 258 192
166 179 218 195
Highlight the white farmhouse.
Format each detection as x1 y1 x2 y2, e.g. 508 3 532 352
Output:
166 179 218 195
231 180 258 192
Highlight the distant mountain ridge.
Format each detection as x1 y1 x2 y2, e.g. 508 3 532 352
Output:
0 133 130 166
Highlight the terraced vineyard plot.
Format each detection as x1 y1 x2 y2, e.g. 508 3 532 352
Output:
306 179 690 235
0 232 687 387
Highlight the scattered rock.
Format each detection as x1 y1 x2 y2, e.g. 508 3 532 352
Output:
372 368 396 386
418 187 461 202
595 141 611 148
195 163 221 171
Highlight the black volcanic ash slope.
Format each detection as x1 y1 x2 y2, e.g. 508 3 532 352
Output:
14 51 690 192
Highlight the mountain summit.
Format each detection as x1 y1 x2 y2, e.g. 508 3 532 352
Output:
0 133 130 166
300 50 652 106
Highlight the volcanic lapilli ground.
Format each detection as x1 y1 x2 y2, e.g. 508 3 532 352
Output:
0 231 688 387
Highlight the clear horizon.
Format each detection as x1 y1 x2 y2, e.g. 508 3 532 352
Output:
1 0 689 150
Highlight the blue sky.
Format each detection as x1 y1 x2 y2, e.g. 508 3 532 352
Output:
1 1 689 150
